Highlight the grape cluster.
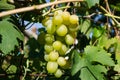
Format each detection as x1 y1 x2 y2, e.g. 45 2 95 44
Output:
42 10 79 78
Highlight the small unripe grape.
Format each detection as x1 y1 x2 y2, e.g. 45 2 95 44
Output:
65 34 74 45
69 26 79 32
53 15 63 26
46 22 56 34
54 10 63 16
44 54 49 61
59 44 68 56
49 51 59 61
45 34 54 44
42 17 52 27
44 44 53 54
53 41 62 50
56 24 68 36
47 61 58 73
69 15 79 24
57 57 66 66
54 69 63 78
68 24 79 32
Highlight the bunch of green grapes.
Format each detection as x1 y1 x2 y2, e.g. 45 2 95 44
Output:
42 10 79 78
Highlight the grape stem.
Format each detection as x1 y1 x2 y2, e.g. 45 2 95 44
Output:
42 0 57 16
22 59 29 80
99 5 120 26
65 39 78 54
0 0 83 17
42 6 71 16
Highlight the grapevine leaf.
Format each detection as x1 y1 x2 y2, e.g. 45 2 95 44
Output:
97 35 108 48
71 46 114 80
80 20 92 38
85 46 115 66
72 51 107 80
71 51 84 76
115 38 120 65
80 68 96 80
111 3 120 11
0 20 23 54
98 36 118 49
85 0 99 8
80 64 107 80
0 1 15 10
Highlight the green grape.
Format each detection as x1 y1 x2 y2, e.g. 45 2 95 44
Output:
69 15 79 24
44 54 49 61
62 11 70 25
45 34 54 44
65 34 74 45
44 44 53 54
68 24 79 32
49 51 59 61
46 22 56 34
42 17 52 27
62 11 70 21
53 41 62 50
54 69 63 78
54 10 63 16
53 15 63 26
47 61 58 73
56 24 68 36
69 26 79 32
57 57 66 66
59 44 68 56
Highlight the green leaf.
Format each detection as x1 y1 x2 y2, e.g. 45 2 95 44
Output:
71 46 114 80
0 20 23 54
0 1 15 10
85 46 115 66
80 19 92 38
85 0 99 8
97 35 108 48
80 64 107 80
6 65 17 74
93 27 102 38
111 3 120 11
71 50 84 75
80 67 96 80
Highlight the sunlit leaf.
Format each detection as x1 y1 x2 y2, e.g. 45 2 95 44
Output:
0 1 15 10
85 0 99 8
85 46 115 66
0 20 23 54
80 19 92 38
71 46 114 80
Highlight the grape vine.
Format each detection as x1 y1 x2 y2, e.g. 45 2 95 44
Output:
0 0 120 80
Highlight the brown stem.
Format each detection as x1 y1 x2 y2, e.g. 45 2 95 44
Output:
64 2 70 11
0 0 83 17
